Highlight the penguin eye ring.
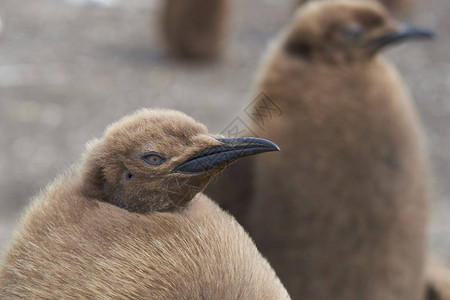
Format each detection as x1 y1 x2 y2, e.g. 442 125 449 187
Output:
141 152 166 166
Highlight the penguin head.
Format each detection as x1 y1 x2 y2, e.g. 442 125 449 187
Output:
80 109 279 213
284 0 434 63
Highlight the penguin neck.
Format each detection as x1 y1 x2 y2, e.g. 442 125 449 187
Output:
311 53 383 69
284 40 373 66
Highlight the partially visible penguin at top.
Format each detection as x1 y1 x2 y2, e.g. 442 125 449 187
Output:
160 0 415 61
206 0 434 299
0 108 290 299
295 0 417 13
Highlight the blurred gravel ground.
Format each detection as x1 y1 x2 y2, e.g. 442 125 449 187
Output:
0 0 449 260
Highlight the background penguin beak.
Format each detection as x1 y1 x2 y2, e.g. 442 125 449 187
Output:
369 24 435 48
171 137 280 174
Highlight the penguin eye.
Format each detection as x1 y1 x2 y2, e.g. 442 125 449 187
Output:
341 24 364 41
142 153 166 166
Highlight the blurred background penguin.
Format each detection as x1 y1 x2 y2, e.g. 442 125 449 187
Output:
207 0 435 299
161 0 233 59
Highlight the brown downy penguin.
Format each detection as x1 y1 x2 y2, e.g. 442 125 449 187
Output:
295 0 414 13
209 0 434 299
161 0 232 59
0 108 290 299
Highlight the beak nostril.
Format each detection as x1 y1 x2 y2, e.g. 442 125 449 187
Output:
125 171 134 181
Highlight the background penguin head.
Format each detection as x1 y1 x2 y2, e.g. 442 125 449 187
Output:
284 0 434 63
79 108 279 213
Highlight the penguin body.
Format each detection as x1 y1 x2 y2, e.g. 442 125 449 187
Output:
1 192 288 299
251 53 428 300
0 109 289 299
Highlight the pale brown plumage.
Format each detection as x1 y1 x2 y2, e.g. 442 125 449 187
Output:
0 109 289 299
207 1 432 299
161 0 232 59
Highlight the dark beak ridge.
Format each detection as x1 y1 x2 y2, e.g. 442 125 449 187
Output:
171 137 280 174
370 24 435 48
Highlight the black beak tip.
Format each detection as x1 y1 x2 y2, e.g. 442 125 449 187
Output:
425 30 436 38
266 140 280 152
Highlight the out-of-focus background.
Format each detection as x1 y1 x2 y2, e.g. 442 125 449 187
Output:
0 0 448 259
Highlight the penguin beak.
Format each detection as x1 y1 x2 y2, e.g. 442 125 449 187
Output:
171 137 280 174
369 24 435 49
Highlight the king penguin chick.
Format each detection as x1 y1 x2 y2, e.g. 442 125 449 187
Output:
295 0 414 13
161 0 232 59
209 1 434 299
0 108 290 299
